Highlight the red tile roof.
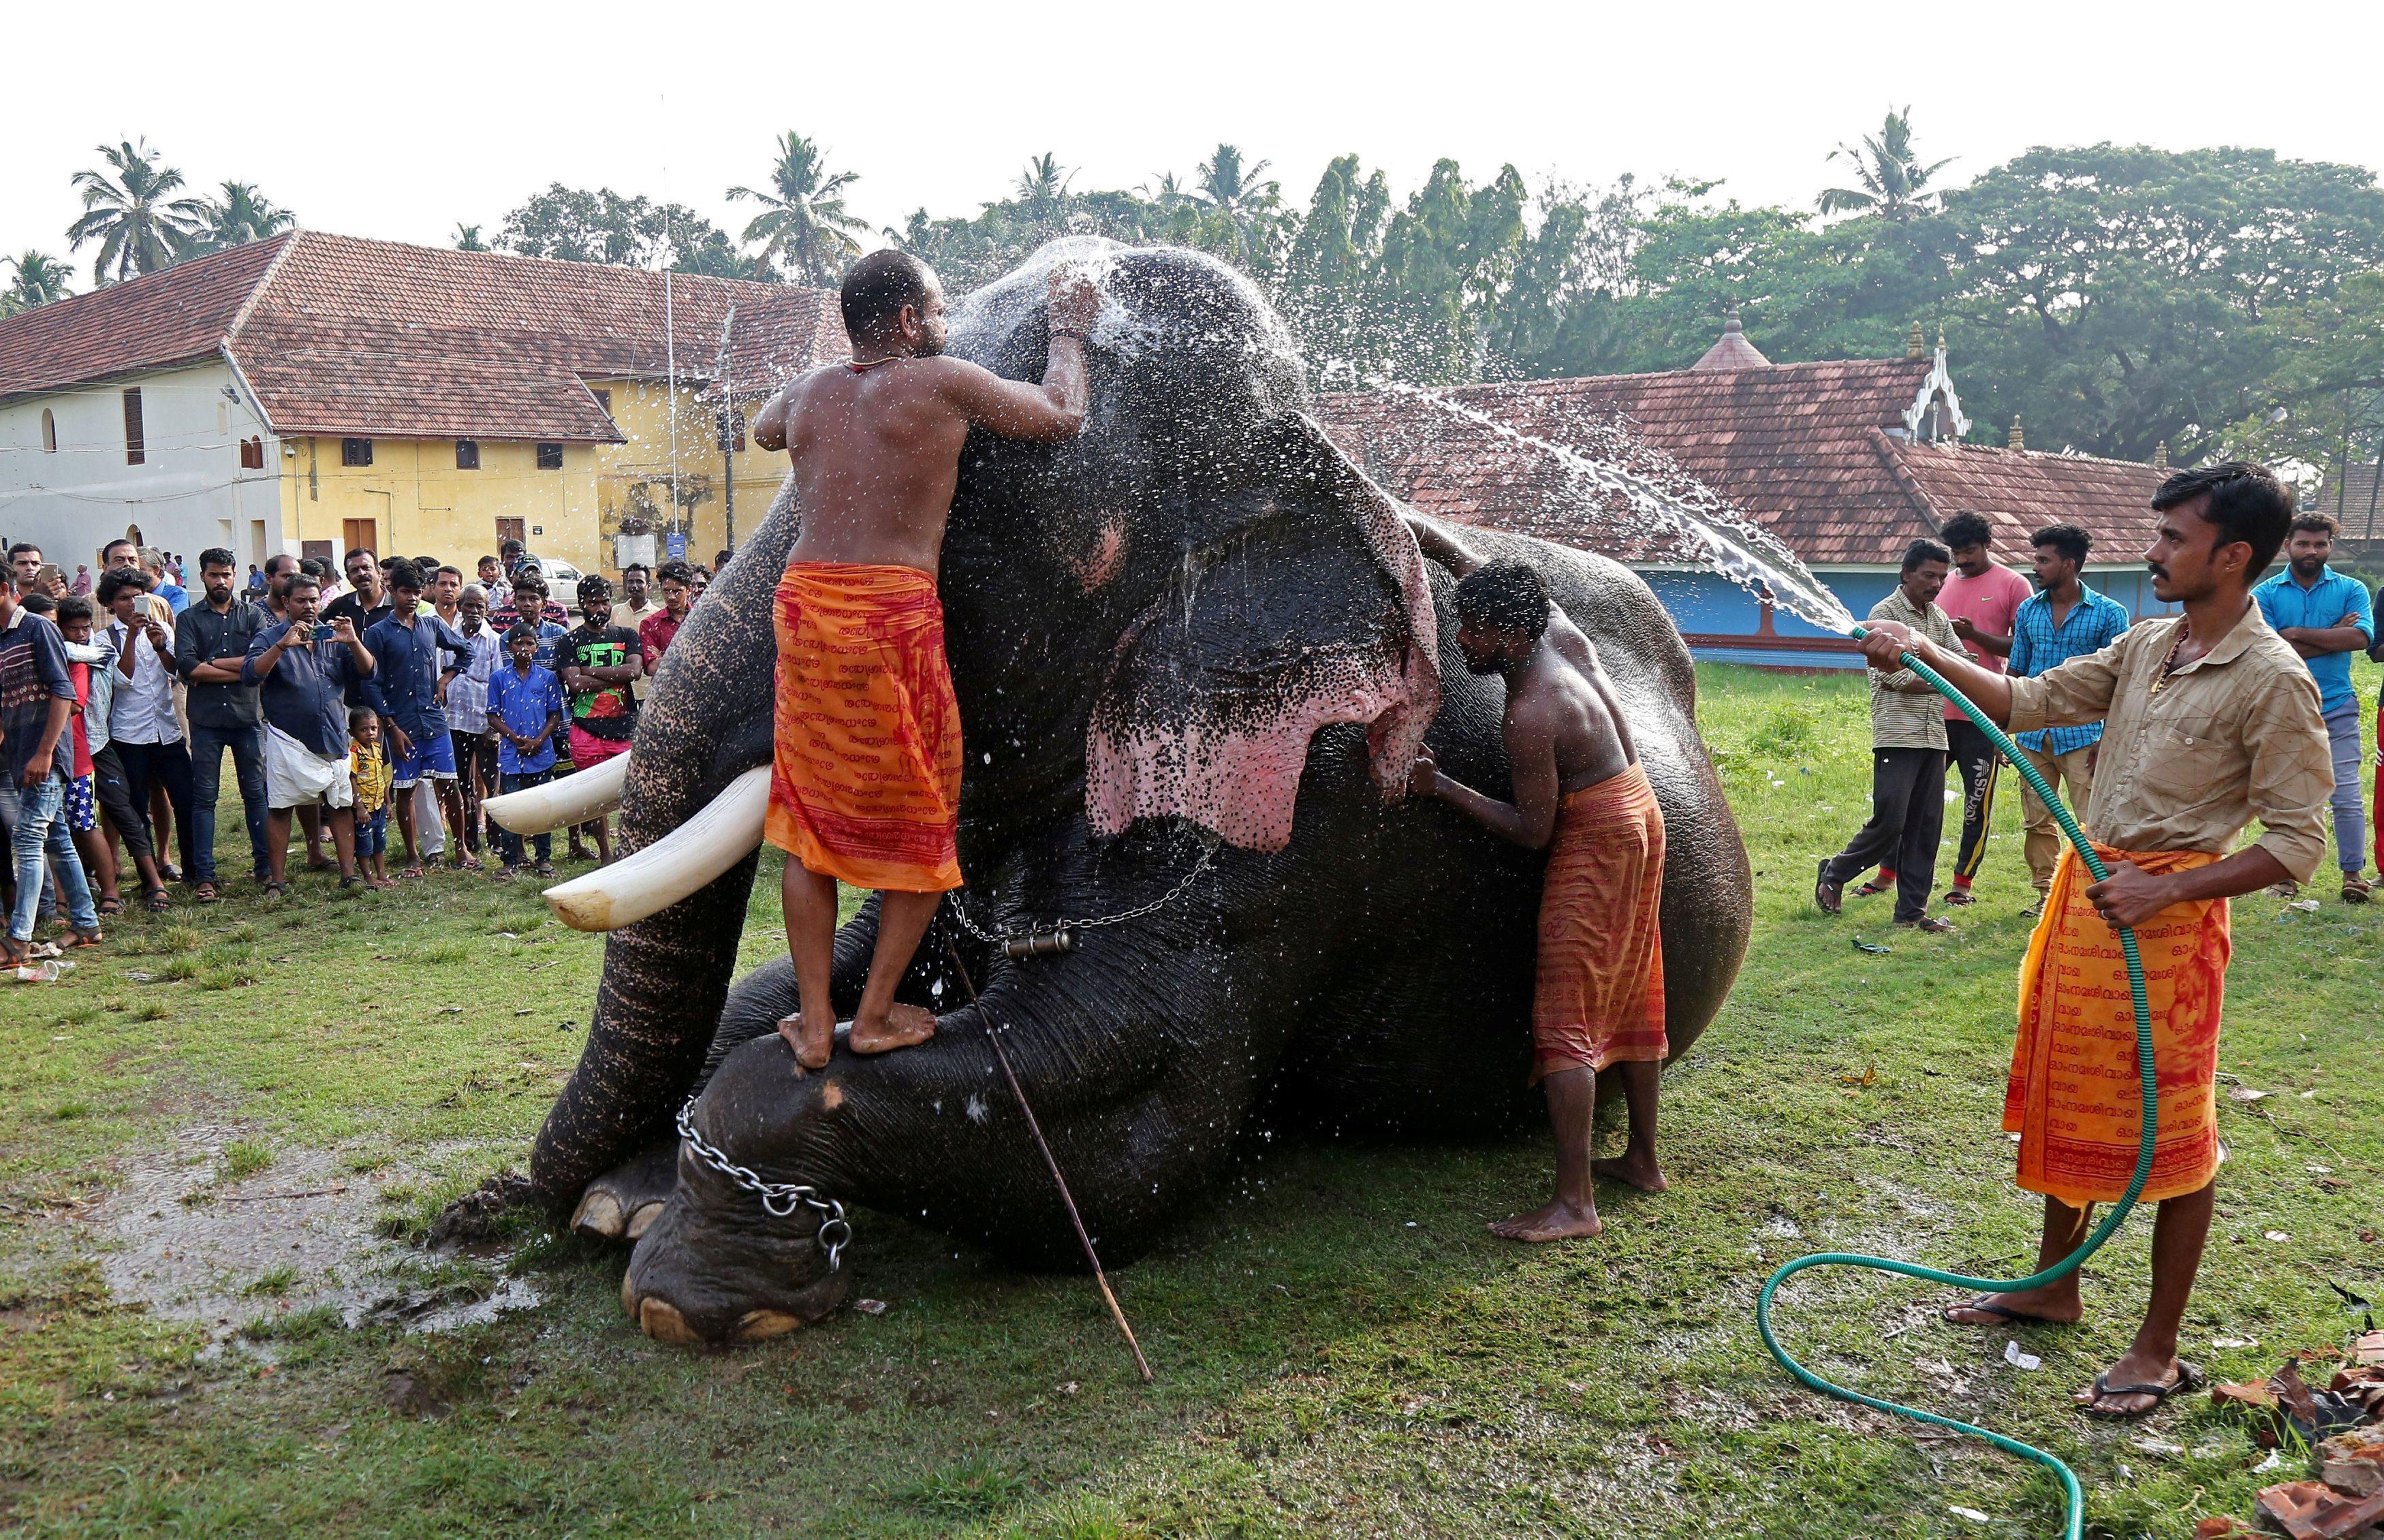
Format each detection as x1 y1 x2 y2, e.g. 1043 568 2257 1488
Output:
0 231 850 441
1318 350 2165 569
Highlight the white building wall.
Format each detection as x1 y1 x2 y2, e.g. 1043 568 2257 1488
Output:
0 358 287 578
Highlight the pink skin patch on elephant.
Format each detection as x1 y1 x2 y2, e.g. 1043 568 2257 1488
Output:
1067 516 1129 593
1086 466 1441 853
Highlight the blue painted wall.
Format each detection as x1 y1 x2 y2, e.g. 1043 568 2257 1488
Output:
1637 566 2175 671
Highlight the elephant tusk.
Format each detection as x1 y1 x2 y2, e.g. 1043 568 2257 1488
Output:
485 753 631 834
542 766 771 932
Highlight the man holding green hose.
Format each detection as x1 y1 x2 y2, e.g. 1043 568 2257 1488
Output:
1857 462 2332 1418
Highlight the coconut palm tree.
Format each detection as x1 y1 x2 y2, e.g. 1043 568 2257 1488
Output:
1142 170 1193 210
453 223 488 252
183 181 295 257
1012 153 1075 238
1194 144 1280 264
1817 108 1954 223
1 251 76 315
67 138 207 282
727 132 868 285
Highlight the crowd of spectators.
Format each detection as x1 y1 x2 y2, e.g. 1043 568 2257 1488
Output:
0 537 710 962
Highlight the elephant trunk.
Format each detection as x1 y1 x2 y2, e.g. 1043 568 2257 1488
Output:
526 484 802 1208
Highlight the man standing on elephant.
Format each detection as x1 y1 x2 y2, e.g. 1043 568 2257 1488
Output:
751 249 1098 1071
1405 521 1668 1242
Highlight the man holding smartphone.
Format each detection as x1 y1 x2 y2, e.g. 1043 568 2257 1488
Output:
242 572 375 892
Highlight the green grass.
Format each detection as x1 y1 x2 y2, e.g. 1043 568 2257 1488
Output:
1 660 2379 1537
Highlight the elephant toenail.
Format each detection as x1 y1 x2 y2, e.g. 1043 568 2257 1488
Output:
623 1201 665 1241
573 1191 625 1240
734 1310 802 1342
639 1297 702 1344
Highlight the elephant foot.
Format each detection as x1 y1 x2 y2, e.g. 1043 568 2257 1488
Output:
620 1184 851 1346
570 1142 679 1244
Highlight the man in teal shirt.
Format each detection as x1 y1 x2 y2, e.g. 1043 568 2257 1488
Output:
2253 511 2375 902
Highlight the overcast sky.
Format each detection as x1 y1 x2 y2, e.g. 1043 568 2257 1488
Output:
10 1 2384 287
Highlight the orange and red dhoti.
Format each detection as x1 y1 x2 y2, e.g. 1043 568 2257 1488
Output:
1531 763 1668 1085
764 561 964 894
2005 844 2229 1206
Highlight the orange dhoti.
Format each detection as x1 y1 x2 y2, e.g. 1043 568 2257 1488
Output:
2006 844 2230 1206
1531 763 1668 1084
764 562 964 893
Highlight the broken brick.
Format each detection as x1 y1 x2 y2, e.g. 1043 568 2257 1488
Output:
2254 1480 2384 1539
2319 1433 2384 1498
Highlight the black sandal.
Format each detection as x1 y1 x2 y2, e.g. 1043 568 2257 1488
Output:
145 887 172 913
2075 1361 2203 1418
95 896 124 918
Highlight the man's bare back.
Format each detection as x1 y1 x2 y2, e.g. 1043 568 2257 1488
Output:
753 266 1097 578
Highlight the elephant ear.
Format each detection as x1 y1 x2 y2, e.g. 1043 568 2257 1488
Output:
1085 413 1441 852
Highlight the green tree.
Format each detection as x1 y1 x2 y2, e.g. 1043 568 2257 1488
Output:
1371 159 1527 383
452 223 488 251
1 251 76 315
498 185 747 277
66 138 206 283
183 180 294 257
1818 107 1953 222
1193 144 1281 267
1282 155 1391 382
727 132 868 284
1011 153 1076 240
1941 144 2384 459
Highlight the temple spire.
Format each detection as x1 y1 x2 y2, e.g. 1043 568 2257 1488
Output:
2008 415 2025 452
1691 305 1771 371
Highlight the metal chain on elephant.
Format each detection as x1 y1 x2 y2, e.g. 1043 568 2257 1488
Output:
947 833 1221 958
674 1099 853 1268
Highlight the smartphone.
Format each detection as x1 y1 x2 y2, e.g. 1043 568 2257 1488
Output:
312 624 336 642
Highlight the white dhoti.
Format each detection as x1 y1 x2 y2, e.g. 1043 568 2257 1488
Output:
264 724 354 811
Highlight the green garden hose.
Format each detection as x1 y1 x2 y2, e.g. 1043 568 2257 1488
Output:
1755 630 2157 1540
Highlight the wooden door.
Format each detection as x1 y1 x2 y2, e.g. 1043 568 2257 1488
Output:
342 518 378 559
495 517 525 550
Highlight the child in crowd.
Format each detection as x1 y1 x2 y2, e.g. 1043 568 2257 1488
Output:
349 708 394 890
487 623 563 879
54 597 124 917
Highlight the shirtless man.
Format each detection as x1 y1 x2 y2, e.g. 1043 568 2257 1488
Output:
753 249 1096 1070
1407 518 1670 1240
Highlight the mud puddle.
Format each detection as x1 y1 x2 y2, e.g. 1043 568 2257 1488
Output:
72 1122 542 1343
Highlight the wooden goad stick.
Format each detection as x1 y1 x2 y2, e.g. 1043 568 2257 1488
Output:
944 940 1153 1384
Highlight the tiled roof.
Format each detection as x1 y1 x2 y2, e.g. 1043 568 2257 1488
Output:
2319 466 2384 539
0 231 850 441
715 289 849 400
1319 351 2164 569
1691 309 1770 371
1885 438 2169 565
0 235 293 398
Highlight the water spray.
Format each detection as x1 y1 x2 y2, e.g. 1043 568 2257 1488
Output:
1756 625 2156 1540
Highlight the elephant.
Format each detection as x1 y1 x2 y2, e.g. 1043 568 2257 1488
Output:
492 239 1753 1347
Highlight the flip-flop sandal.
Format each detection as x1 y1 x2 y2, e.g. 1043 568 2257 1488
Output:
535 862 556 879
1942 888 1977 907
1941 1297 2071 1327
2077 1361 2203 1418
1853 881 1896 898
262 882 287 900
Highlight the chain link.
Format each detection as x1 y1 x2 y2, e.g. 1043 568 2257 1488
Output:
947 833 1219 945
675 1099 851 1269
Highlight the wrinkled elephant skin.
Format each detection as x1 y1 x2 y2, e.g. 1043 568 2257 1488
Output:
539 240 1752 1345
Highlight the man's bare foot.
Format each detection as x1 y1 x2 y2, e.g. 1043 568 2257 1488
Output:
1593 1152 1669 1193
776 1013 834 1071
1941 1288 2082 1327
1489 1198 1603 1242
849 1003 937 1056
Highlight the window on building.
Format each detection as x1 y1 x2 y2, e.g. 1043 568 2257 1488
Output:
456 439 480 470
536 442 564 471
342 437 373 467
591 388 613 414
40 409 57 454
123 388 145 465
239 436 264 470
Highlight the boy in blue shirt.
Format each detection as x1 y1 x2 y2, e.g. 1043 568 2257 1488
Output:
2252 511 2375 902
487 623 564 879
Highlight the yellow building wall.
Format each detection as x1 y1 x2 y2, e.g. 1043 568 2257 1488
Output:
270 379 795 580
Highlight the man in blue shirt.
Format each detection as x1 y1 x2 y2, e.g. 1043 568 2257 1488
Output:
487 623 565 877
2005 523 2132 913
2253 511 2375 902
363 561 470 880
243 572 375 892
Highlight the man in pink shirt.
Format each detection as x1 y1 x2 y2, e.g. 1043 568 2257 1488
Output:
1867 513 2034 905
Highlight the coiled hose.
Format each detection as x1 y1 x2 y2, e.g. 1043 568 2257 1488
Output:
1755 630 2156 1540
